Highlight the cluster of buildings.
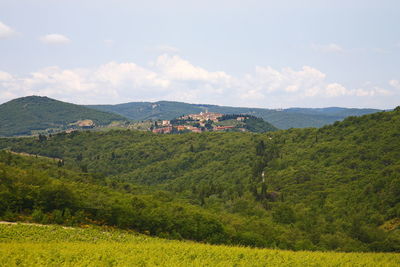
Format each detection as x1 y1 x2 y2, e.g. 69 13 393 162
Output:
152 112 227 134
151 112 251 134
69 119 95 128
152 126 173 134
153 124 238 134
176 125 202 133
180 112 223 122
152 125 202 134
213 126 235 131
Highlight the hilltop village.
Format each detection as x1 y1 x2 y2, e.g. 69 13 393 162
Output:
30 111 275 136
151 112 257 133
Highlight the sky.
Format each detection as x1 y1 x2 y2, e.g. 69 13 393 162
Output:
0 0 399 109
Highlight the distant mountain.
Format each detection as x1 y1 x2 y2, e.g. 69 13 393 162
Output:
89 101 202 122
89 101 382 129
284 107 381 117
0 96 127 136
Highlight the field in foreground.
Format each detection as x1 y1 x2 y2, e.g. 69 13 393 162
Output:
0 223 399 267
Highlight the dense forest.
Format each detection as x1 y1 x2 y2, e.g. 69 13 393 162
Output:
0 107 399 252
0 96 127 136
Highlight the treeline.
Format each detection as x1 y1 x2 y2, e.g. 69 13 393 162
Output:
0 107 400 252
0 151 229 243
0 150 338 249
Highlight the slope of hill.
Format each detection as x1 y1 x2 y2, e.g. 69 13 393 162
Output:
1 107 399 252
1 224 398 267
0 96 127 136
90 101 202 121
163 113 278 133
89 101 382 129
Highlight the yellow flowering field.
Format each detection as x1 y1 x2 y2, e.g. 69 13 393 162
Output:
0 223 399 267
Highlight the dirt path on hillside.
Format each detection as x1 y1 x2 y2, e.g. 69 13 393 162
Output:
6 150 62 161
0 221 73 229
0 221 46 227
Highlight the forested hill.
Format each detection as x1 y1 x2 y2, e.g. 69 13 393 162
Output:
0 96 127 136
1 107 399 252
88 101 381 129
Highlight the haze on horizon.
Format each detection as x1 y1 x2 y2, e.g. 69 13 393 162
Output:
0 0 399 109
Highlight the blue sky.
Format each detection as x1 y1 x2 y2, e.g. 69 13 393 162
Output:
0 0 399 108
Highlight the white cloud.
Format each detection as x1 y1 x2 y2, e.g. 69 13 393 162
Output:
0 55 397 108
325 83 348 97
389 79 400 90
0 21 17 39
352 88 374 97
0 71 13 81
374 88 392 96
285 85 299 92
104 39 115 46
40 34 71 44
155 54 232 84
312 43 344 53
246 65 327 97
94 61 170 89
350 87 391 97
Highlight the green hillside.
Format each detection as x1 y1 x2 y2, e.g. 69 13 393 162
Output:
1 107 399 252
0 96 127 136
90 101 203 121
1 224 398 267
89 101 381 129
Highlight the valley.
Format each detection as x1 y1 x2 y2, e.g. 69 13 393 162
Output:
2 2 398 265
1 107 399 254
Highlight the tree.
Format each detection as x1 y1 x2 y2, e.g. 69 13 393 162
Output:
256 140 265 156
38 134 47 142
260 175 267 200
76 153 83 161
39 183 75 212
272 204 296 224
6 152 12 165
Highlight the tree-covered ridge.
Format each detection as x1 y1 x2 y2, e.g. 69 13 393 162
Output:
0 151 230 244
0 108 399 252
88 100 382 129
0 96 127 136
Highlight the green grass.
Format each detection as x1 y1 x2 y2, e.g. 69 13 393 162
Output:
1 223 399 266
